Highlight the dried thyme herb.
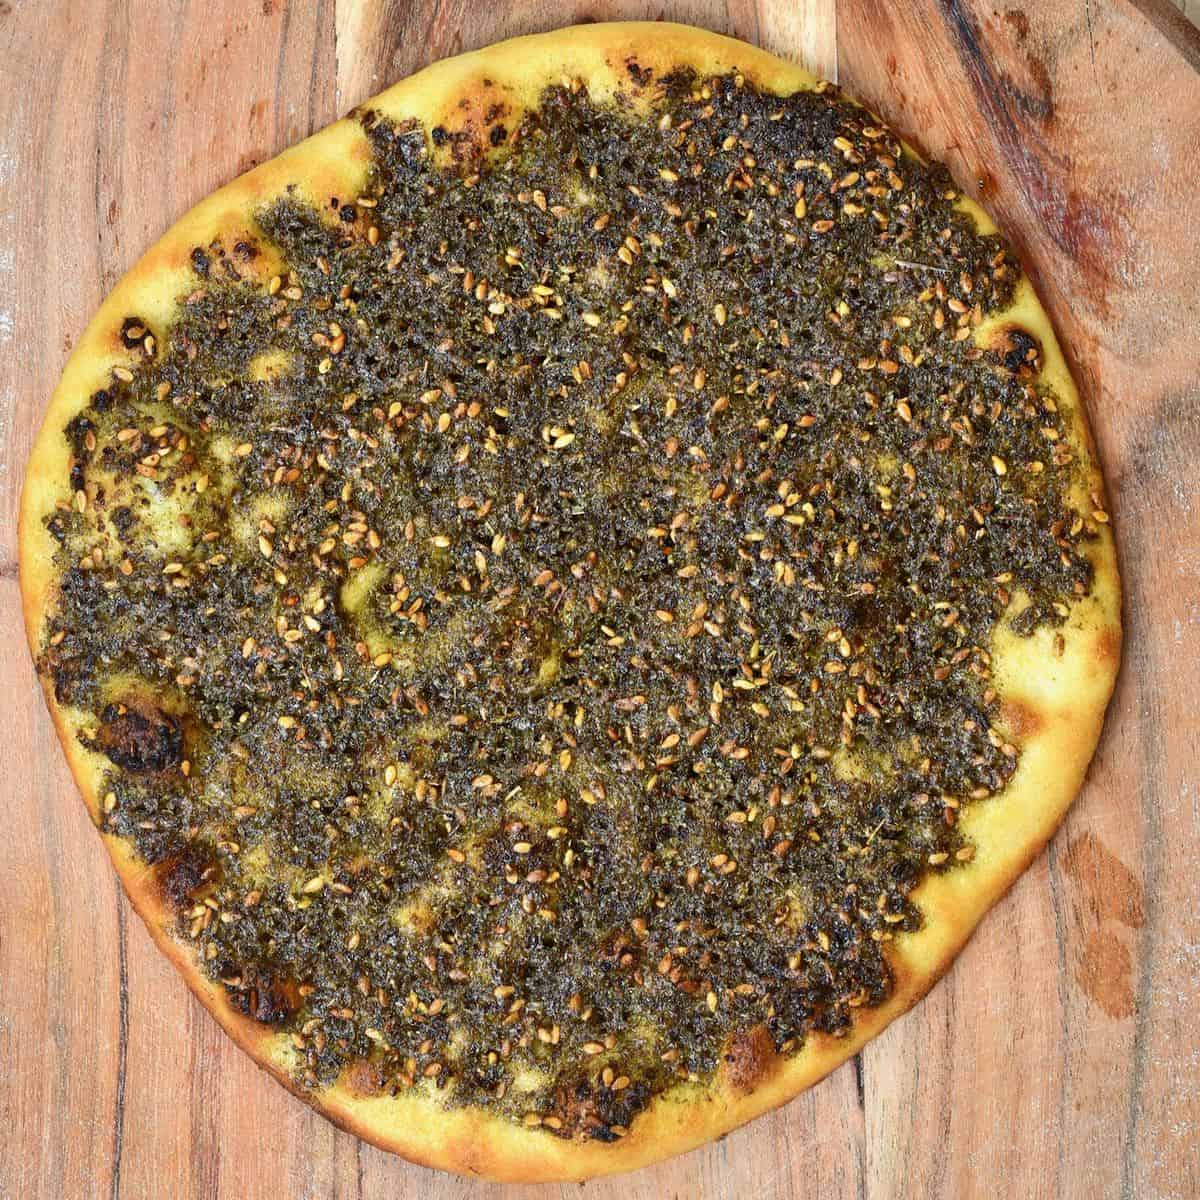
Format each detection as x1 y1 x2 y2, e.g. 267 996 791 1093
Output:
41 69 1098 1139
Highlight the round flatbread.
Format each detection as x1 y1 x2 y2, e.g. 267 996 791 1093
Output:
20 22 1120 1182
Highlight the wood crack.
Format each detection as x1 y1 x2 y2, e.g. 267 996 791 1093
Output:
109 897 129 1200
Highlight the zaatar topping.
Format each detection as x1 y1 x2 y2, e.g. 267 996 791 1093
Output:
40 70 1096 1138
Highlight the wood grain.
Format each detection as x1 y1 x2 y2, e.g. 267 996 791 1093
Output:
1 2 1197 1198
836 7 1200 1197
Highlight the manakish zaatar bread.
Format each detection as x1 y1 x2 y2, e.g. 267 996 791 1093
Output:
20 21 1120 1183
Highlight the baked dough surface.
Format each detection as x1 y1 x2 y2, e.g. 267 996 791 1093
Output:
20 22 1120 1181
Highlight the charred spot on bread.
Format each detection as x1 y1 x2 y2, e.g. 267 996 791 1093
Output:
119 316 147 348
158 843 220 908
343 1058 387 1097
91 703 182 774
1095 624 1121 666
997 324 1042 374
228 969 302 1025
722 1025 780 1094
625 57 653 86
550 1072 649 1142
1000 697 1044 741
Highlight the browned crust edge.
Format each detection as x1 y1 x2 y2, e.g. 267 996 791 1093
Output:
18 21 1121 1182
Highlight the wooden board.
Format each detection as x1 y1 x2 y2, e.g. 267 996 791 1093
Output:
1 2 1197 1197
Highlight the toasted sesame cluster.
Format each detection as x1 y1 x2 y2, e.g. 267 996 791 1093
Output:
42 68 1097 1138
